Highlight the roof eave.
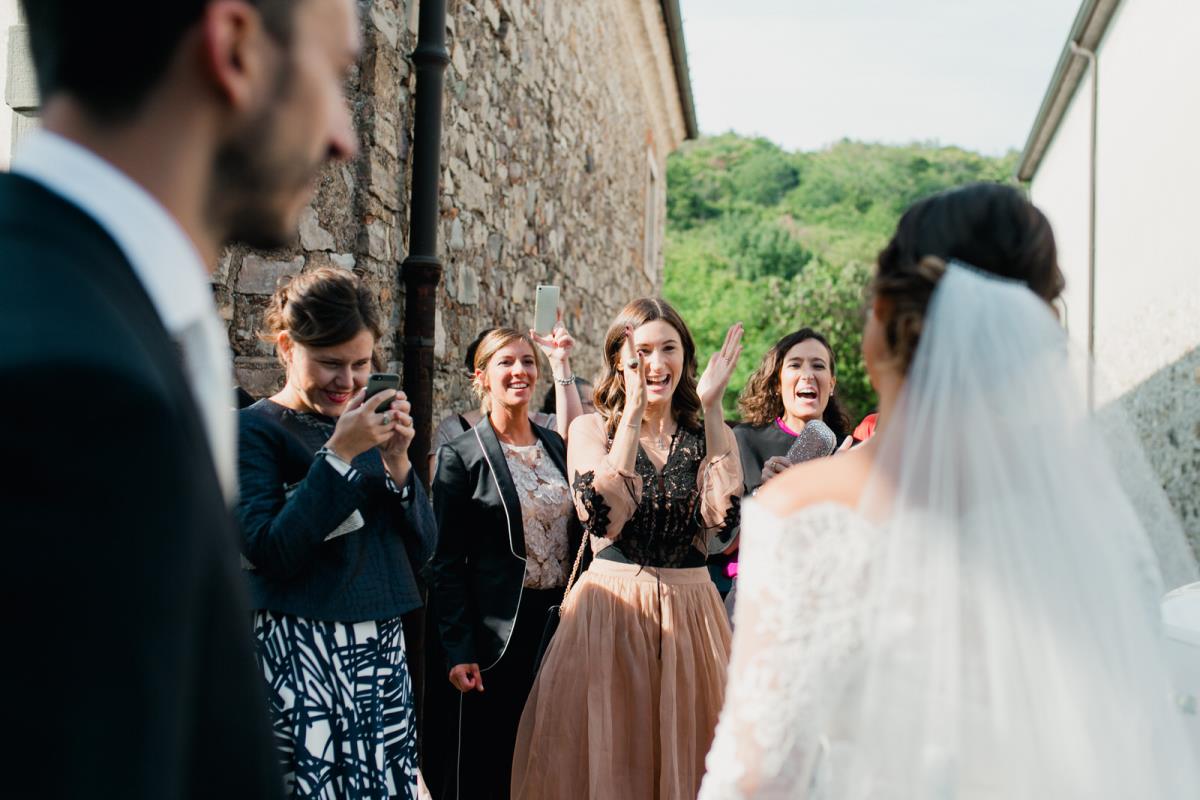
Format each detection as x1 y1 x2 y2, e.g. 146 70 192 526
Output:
1016 0 1121 182
660 0 699 140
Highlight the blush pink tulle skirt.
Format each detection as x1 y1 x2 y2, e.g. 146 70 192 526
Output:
511 559 733 799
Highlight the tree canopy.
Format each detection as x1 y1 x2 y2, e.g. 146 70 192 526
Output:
664 133 1018 422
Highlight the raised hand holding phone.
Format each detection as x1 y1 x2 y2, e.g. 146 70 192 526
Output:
533 285 560 335
379 397 415 485
324 375 402 462
529 308 575 371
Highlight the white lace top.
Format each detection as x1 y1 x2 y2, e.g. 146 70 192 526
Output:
699 499 878 799
501 440 573 589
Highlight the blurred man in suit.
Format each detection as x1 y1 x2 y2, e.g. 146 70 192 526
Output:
0 1 360 796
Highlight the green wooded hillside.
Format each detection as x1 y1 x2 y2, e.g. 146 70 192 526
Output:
663 134 1018 421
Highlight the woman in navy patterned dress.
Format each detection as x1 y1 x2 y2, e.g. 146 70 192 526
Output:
237 268 436 798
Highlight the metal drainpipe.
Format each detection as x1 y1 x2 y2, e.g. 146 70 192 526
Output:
402 0 450 487
1070 40 1098 410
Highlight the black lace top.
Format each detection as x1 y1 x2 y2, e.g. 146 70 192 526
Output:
572 424 741 568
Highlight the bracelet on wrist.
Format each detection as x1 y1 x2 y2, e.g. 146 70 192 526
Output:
555 374 576 386
317 443 349 461
316 445 353 474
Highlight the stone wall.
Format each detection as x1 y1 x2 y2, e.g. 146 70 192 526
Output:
220 0 421 397
218 0 690 421
1120 347 1200 566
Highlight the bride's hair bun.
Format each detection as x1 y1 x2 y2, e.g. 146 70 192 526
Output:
870 183 1063 372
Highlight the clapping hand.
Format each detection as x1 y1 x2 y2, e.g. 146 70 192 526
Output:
697 323 744 411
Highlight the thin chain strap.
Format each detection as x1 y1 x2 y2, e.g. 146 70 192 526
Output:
561 528 589 601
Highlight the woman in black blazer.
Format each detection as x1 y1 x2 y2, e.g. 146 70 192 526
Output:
425 326 584 800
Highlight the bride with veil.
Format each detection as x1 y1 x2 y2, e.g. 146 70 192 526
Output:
698 183 1200 799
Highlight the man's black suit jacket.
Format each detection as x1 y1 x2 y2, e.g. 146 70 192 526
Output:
0 173 282 798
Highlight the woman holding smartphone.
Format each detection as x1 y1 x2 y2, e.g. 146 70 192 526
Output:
425 327 583 800
511 298 744 800
237 268 436 799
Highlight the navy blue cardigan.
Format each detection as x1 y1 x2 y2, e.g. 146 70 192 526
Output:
237 399 437 622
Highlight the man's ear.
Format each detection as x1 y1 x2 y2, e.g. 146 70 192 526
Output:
200 1 273 110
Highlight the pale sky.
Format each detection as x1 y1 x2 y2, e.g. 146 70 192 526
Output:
679 0 1082 156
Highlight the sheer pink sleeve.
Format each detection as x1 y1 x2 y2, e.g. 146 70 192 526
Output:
566 413 642 541
699 423 743 533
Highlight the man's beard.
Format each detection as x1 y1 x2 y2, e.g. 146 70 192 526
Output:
210 74 323 250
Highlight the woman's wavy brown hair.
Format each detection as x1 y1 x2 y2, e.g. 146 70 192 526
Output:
870 182 1064 373
738 328 850 438
594 298 702 437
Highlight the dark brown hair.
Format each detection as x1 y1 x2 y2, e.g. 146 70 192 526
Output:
541 378 593 415
738 328 850 438
464 328 495 373
871 182 1064 372
261 267 383 366
594 298 702 437
22 0 297 123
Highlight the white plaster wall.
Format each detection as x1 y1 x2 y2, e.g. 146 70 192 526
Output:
0 0 18 169
1030 0 1200 557
1032 0 1200 399
1091 0 1200 399
1026 71 1091 345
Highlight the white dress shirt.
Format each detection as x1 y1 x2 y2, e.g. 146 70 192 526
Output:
12 130 238 503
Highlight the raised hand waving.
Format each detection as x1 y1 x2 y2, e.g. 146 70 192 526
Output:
696 322 744 412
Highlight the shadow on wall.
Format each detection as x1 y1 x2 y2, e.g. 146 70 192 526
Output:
1116 346 1200 564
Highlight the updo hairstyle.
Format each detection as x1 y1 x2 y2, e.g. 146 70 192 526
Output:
260 267 384 367
870 182 1064 372
470 327 541 413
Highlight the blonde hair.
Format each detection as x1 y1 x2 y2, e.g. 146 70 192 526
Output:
471 327 541 413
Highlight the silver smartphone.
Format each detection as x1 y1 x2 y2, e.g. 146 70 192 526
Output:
533 284 560 335
364 372 401 407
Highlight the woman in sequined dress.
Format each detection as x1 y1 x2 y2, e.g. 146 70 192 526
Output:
511 298 744 800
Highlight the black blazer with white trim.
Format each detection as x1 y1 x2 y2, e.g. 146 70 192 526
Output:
427 416 584 671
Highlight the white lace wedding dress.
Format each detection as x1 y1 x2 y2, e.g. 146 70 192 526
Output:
699 264 1200 799
699 500 876 799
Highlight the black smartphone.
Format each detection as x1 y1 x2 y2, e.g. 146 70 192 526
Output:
364 372 401 408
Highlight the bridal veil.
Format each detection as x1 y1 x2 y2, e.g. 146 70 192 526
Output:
839 262 1200 796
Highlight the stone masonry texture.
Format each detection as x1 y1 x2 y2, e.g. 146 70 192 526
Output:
216 0 685 420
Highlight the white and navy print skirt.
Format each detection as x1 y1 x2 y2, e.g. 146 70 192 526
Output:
252 611 418 799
